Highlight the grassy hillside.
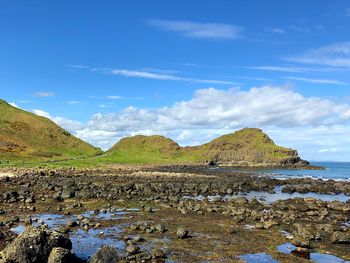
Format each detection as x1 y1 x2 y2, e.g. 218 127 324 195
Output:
193 128 298 165
105 128 304 166
0 99 102 162
106 135 195 164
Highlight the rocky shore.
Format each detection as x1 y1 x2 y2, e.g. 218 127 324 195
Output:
0 166 349 262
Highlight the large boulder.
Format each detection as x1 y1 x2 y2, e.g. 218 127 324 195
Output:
331 231 350 244
89 246 119 263
0 226 72 263
47 247 78 263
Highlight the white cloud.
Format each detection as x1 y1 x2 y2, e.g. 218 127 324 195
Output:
30 86 350 160
148 19 243 39
267 28 285 34
9 102 19 108
99 104 110 108
107 95 123 100
32 109 84 131
251 65 344 73
33 109 51 118
67 65 89 69
66 101 84 105
183 63 203 67
85 86 350 132
33 92 55 97
109 69 237 85
282 76 347 85
318 149 329 153
285 42 350 68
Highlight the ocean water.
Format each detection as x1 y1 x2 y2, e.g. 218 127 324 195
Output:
256 162 350 181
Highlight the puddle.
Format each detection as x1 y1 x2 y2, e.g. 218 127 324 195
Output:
10 210 133 260
10 224 26 235
183 186 349 203
277 243 350 263
239 253 278 263
70 227 125 260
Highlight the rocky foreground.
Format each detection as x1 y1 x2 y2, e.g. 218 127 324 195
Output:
0 165 349 262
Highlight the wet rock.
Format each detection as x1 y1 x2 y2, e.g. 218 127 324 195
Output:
61 189 75 199
126 244 140 255
176 227 189 239
291 235 311 248
66 220 78 228
144 206 153 213
0 226 72 263
89 245 119 263
47 247 77 263
151 248 166 259
155 224 167 233
24 216 32 225
25 197 34 204
133 235 144 242
331 231 350 244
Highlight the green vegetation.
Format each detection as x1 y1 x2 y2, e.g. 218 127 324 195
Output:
0 99 102 163
0 99 301 167
103 128 299 166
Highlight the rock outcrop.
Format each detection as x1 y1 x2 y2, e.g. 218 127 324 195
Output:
0 226 73 263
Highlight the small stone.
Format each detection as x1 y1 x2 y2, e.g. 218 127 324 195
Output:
155 224 166 233
151 248 166 259
176 227 189 239
126 244 140 255
133 235 144 242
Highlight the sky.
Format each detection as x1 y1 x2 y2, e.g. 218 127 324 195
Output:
1 0 350 161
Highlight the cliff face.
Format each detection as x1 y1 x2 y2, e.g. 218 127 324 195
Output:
0 100 102 160
108 128 309 166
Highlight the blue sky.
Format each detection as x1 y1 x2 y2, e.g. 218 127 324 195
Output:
1 1 350 161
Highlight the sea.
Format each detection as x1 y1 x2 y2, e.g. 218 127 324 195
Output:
256 161 350 182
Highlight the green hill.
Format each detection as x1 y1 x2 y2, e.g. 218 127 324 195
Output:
106 128 307 166
0 99 102 161
192 128 301 165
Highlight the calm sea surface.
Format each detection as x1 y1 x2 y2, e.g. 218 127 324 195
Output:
256 162 350 181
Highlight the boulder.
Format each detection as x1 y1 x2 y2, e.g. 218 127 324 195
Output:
126 244 140 255
61 189 75 199
176 227 189 239
151 248 166 259
331 231 350 244
89 246 119 263
0 226 72 263
47 247 77 263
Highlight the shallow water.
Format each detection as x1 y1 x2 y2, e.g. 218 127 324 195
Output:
183 186 349 203
211 162 350 181
239 253 278 263
10 210 129 260
232 186 349 203
277 243 350 263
